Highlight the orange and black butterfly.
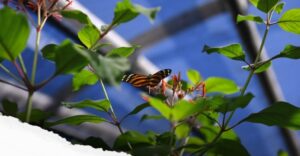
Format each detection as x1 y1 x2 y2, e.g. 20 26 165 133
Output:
122 69 172 89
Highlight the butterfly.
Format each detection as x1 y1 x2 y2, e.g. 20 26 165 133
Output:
122 69 172 89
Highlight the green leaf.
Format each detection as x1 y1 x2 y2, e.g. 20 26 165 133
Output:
249 0 279 13
175 123 190 139
199 126 239 142
62 99 111 112
207 139 250 156
18 109 52 123
156 132 176 146
113 0 160 25
81 137 111 150
277 45 300 59
124 102 150 119
172 99 206 121
140 114 164 122
60 10 92 25
133 4 160 23
203 44 245 61
75 49 130 85
205 77 239 94
148 98 171 120
45 115 106 127
254 61 271 73
237 14 264 23
41 40 89 75
106 46 136 58
72 69 98 91
1 99 18 116
245 102 300 129
0 7 30 61
274 2 285 14
277 149 288 156
187 69 202 84
113 131 154 151
278 9 300 34
78 25 100 49
132 145 171 156
216 93 254 112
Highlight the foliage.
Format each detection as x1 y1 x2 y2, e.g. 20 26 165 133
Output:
0 0 300 156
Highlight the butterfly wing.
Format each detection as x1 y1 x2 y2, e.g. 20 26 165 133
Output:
149 69 172 88
122 73 149 87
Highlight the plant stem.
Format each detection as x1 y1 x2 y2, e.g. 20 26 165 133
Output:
18 55 27 74
25 92 34 122
99 79 132 150
0 64 23 84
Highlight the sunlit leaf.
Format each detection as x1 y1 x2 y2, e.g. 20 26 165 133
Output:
62 99 111 112
72 69 98 91
78 25 100 49
187 69 202 84
133 4 160 23
203 44 245 61
175 123 190 139
45 115 107 127
245 102 300 129
172 99 206 121
0 7 30 61
278 9 300 34
205 77 239 94
148 98 171 120
237 14 264 23
249 0 279 13
277 149 288 156
106 46 137 58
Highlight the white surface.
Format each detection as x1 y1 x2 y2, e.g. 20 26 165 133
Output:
0 116 130 156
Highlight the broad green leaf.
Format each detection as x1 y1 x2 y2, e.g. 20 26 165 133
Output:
205 77 239 94
246 102 300 129
1 99 18 116
140 114 164 123
0 7 30 61
203 44 245 61
172 99 206 121
277 150 288 156
78 25 100 49
72 69 98 91
106 46 136 58
207 139 250 156
82 137 111 150
277 45 300 59
41 40 89 75
175 123 190 139
113 0 159 25
274 2 285 14
45 115 106 127
133 4 160 23
278 9 300 34
200 126 239 142
60 10 92 25
237 14 264 23
75 49 130 85
113 131 154 151
148 97 171 120
132 145 171 156
18 109 52 123
197 112 219 126
249 0 279 13
216 93 254 112
62 99 111 112
187 69 202 84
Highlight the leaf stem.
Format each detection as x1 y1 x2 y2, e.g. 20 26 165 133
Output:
0 64 23 84
25 92 34 122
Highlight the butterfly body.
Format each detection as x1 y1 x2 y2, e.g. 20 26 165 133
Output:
122 69 172 88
